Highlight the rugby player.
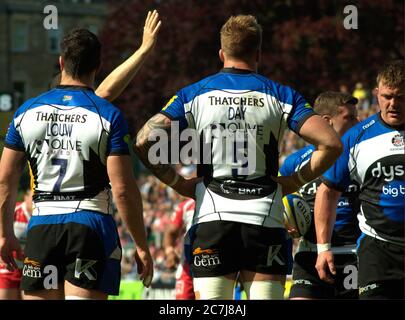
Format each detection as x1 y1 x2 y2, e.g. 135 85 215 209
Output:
134 15 342 299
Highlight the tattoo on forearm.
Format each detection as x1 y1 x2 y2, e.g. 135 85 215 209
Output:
134 113 176 182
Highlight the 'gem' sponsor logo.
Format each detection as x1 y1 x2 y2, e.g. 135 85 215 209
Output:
22 257 42 278
192 247 221 267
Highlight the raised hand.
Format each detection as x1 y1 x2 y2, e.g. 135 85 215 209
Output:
140 10 162 54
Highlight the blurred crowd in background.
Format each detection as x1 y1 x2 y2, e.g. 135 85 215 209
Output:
0 0 401 300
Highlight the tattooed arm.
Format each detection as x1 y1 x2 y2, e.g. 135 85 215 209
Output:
133 113 199 198
134 113 178 185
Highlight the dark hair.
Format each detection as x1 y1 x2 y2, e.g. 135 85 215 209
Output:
60 29 101 79
314 91 358 116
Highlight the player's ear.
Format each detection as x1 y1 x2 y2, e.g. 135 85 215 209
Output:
322 115 333 126
59 56 64 71
219 49 225 63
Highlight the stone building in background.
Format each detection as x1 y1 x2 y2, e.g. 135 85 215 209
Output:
0 0 107 112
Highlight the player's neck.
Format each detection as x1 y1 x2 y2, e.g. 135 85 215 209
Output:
60 72 95 89
223 59 257 72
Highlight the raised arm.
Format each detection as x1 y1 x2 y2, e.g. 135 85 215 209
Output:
96 10 162 101
314 182 341 284
107 154 153 286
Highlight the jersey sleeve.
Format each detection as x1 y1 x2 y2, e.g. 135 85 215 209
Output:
170 203 184 229
321 132 352 192
279 152 299 176
159 90 188 131
5 119 24 151
4 106 27 152
287 90 316 134
107 109 130 156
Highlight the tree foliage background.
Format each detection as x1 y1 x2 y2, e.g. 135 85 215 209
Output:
100 0 404 136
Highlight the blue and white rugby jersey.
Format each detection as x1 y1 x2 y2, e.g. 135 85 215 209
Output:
280 145 360 249
161 68 315 228
5 85 130 215
322 113 404 245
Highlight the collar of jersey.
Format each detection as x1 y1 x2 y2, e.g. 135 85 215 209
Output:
56 85 94 92
378 112 405 131
221 67 254 74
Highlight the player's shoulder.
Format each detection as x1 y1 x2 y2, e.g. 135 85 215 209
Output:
80 89 118 110
177 71 271 100
82 90 124 121
177 72 224 102
258 75 304 106
342 113 382 145
354 113 380 132
13 93 46 118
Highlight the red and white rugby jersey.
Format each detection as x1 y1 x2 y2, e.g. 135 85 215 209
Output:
170 198 195 234
13 202 31 244
0 202 31 273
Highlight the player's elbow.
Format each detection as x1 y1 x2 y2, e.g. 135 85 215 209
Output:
328 138 343 158
112 182 138 202
322 135 343 160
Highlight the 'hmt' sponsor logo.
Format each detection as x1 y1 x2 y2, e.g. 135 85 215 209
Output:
192 247 221 267
23 257 42 278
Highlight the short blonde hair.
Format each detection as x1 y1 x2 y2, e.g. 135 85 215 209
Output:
376 60 404 88
220 15 262 60
314 91 358 116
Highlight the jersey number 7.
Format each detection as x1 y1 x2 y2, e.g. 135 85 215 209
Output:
51 158 67 192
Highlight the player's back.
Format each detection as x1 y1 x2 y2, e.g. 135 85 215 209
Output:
6 85 129 216
180 69 310 182
162 68 314 227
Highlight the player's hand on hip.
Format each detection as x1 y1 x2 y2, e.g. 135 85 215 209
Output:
140 10 162 53
135 247 154 288
315 251 336 284
0 235 23 271
271 175 300 196
173 177 203 199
